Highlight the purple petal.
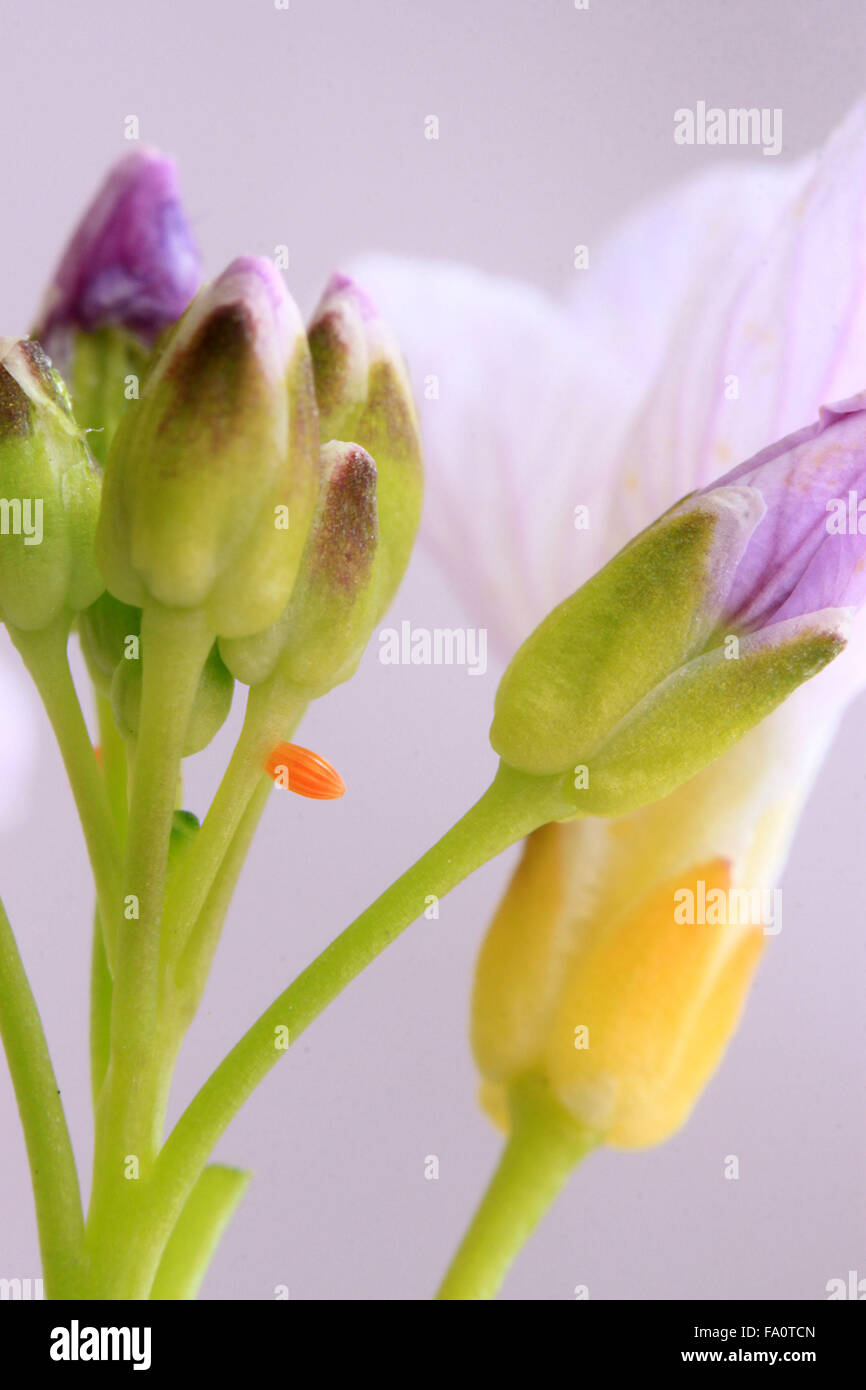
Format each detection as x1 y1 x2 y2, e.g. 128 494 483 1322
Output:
35 148 201 365
704 392 866 630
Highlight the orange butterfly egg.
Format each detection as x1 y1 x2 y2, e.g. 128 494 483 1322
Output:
265 742 346 800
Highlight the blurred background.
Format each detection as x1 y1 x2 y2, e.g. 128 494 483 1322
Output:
0 0 864 1300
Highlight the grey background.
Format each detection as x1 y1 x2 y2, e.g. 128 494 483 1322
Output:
0 0 864 1299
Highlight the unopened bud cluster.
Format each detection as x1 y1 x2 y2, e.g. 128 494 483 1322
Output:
0 153 423 757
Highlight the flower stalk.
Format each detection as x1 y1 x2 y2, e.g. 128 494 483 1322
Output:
0 897 85 1298
436 1076 599 1301
8 616 121 963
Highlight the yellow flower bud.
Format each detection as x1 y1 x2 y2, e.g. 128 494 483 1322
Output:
472 713 806 1150
542 857 763 1147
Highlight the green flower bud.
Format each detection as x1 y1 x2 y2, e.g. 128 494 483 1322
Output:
308 274 422 617
0 338 103 632
216 609 285 689
111 639 234 756
490 489 764 776
490 479 849 823
221 441 378 694
169 809 200 874
96 257 320 637
78 589 141 696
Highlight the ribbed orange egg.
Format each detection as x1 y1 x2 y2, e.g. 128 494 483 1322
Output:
265 742 345 800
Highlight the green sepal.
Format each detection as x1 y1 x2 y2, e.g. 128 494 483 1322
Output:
490 494 761 776
568 616 846 817
64 326 152 468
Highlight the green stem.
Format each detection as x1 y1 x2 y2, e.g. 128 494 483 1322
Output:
88 693 128 1108
108 764 575 1297
175 775 274 1015
0 896 85 1297
8 616 121 968
162 677 308 974
436 1076 600 1300
89 919 112 1107
96 689 129 840
86 604 212 1293
74 788 273 1300
149 1165 251 1300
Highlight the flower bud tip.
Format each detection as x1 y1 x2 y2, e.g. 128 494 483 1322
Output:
36 148 200 363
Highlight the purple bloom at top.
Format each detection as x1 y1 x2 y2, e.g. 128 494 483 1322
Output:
35 149 201 367
699 392 866 634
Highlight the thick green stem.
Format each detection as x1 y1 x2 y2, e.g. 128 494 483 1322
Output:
9 616 121 968
86 604 212 1294
437 1076 600 1300
0 896 85 1297
105 764 575 1297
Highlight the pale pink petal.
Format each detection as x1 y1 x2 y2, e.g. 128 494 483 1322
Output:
609 99 866 559
566 159 810 412
351 154 808 654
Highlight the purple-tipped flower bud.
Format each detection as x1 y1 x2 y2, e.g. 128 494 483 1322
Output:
221 441 379 692
34 149 200 369
308 274 422 617
96 256 320 637
493 394 866 811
